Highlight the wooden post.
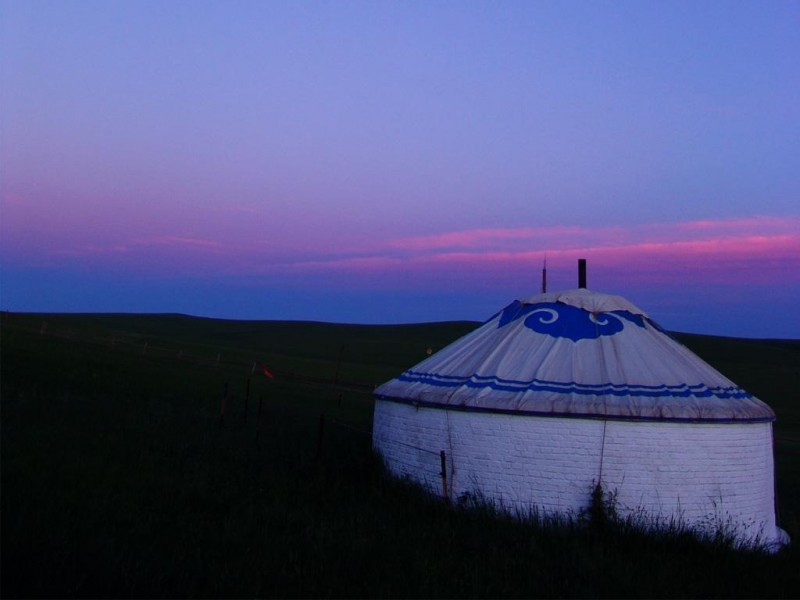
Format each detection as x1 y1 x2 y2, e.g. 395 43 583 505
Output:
142 341 148 355
440 450 449 503
316 414 325 459
215 353 221 369
244 376 251 421
255 393 264 443
219 382 228 428
333 344 344 385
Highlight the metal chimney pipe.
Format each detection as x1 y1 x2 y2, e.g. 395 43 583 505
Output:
578 259 587 289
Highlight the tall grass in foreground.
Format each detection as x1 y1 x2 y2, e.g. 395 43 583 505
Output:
2 314 799 598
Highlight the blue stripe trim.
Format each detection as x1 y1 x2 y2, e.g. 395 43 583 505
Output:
395 370 753 400
375 395 775 424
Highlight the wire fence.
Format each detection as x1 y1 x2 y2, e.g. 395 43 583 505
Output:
2 316 376 393
3 314 450 487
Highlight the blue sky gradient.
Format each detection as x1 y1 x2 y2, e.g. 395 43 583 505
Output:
2 1 799 337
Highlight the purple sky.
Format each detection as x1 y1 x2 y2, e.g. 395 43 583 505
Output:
2 1 799 338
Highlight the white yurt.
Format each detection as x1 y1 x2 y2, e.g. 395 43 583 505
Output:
372 281 787 549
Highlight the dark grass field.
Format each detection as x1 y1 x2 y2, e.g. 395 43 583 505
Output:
2 312 799 598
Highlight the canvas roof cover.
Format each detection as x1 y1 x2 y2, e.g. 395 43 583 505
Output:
375 289 774 422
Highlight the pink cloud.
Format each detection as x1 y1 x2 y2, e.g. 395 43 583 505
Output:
1 193 25 207
49 245 121 258
4 207 799 291
132 236 227 251
387 226 589 252
27 236 227 264
674 215 792 233
267 216 800 290
385 216 800 256
222 205 265 216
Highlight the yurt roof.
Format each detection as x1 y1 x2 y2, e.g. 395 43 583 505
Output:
374 288 774 423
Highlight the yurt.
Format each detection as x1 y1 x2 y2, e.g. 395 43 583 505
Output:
372 277 787 549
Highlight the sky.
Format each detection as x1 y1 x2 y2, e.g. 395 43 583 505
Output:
1 0 799 338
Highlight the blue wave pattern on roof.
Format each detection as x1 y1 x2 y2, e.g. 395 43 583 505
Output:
498 301 647 341
395 370 753 400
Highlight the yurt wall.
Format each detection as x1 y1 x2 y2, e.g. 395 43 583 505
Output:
373 400 778 544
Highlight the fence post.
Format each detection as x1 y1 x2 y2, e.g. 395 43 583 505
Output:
219 382 228 428
333 344 344 385
316 414 326 460
244 376 251 421
256 393 264 438
142 341 148 355
440 450 449 503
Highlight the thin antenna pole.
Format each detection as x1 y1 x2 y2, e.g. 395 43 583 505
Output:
541 254 548 294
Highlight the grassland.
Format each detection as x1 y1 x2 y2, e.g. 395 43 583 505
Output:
2 312 799 598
